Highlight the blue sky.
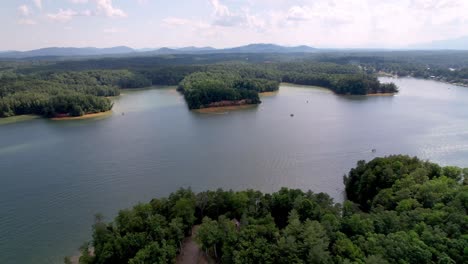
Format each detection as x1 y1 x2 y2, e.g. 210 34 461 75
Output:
3 0 468 50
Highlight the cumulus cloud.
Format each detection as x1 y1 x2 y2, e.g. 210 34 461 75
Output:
163 0 245 29
96 0 127 17
208 0 267 29
47 9 92 22
47 0 126 23
157 0 468 48
13 0 468 49
69 0 128 18
47 9 78 22
210 0 231 17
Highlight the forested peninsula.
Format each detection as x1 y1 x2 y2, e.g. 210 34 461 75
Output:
0 70 149 118
0 55 398 117
73 155 467 264
178 63 397 109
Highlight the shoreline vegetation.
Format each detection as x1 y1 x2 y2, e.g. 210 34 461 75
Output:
365 92 396 96
0 51 468 118
259 90 279 96
6 50 468 118
72 155 467 264
0 114 39 125
177 64 399 110
378 71 468 88
193 87 396 114
195 104 257 114
0 57 400 119
0 111 113 125
50 110 112 121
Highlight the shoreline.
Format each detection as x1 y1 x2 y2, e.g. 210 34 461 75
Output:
50 111 113 121
259 91 279 96
192 90 279 114
366 93 396 96
0 115 40 125
378 71 468 88
280 82 332 91
195 104 258 114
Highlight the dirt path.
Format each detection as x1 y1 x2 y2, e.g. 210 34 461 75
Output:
176 226 211 264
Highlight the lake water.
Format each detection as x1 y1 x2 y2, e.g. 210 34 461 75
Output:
1 77 468 264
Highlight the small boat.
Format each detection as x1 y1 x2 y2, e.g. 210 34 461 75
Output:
290 114 294 117
371 149 377 153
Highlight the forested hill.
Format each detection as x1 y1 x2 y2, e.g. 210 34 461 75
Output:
73 155 467 264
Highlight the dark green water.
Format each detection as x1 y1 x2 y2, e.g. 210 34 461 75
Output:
1 78 468 264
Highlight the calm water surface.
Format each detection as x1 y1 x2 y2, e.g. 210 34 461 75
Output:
1 78 468 264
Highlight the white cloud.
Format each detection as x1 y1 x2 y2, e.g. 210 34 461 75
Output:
210 0 231 17
96 0 127 17
208 0 267 29
18 5 31 16
47 9 78 22
47 8 93 22
157 0 468 48
18 19 36 25
47 0 126 23
8 0 468 49
33 0 42 9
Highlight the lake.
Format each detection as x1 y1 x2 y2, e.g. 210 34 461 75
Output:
1 77 468 264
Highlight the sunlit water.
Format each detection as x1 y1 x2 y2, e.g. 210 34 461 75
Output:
1 78 468 264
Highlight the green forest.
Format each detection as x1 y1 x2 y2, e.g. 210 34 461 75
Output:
74 155 467 264
178 63 397 109
0 57 399 116
314 51 468 86
0 70 149 118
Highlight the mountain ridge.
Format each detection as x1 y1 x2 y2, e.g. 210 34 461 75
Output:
0 44 317 59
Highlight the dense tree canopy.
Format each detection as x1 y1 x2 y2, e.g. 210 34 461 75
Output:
75 155 467 264
1 59 399 114
177 62 397 109
0 70 152 118
177 69 279 109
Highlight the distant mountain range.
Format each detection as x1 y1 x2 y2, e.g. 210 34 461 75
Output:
408 36 468 50
0 44 317 59
0 46 135 59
